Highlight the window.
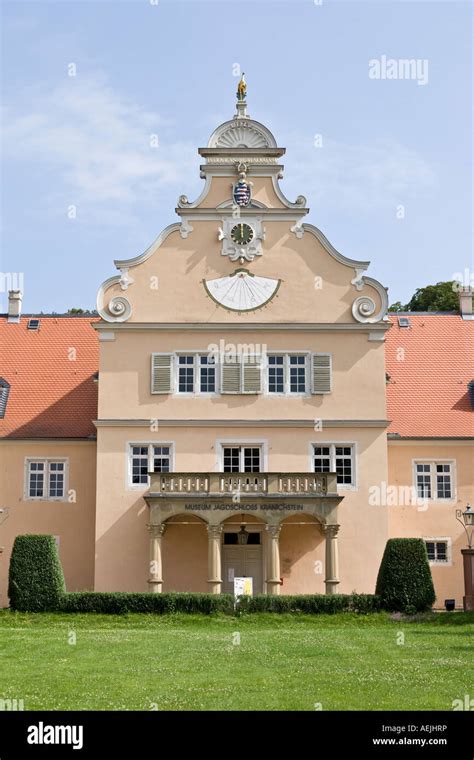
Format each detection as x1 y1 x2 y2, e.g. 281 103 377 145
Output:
424 539 449 564
130 444 171 486
26 460 66 499
223 446 261 473
313 444 355 486
267 355 307 394
415 462 454 500
177 354 216 394
151 351 331 396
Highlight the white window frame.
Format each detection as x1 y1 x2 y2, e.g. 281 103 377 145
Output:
423 537 452 566
217 439 268 473
174 352 219 396
127 442 174 489
412 460 456 502
265 352 310 396
24 458 68 501
310 442 357 490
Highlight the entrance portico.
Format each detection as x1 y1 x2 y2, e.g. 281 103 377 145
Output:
145 471 343 595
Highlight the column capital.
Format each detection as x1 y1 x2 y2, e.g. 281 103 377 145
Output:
147 523 166 538
207 525 223 539
322 523 340 538
265 524 281 539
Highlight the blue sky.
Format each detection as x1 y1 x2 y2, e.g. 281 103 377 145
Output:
1 0 472 313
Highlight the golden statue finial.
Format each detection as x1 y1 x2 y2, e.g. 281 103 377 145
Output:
236 73 247 102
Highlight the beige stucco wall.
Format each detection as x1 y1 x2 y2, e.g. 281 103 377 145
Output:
103 220 383 325
97 329 387 421
195 175 287 209
0 440 96 606
387 440 474 607
94 424 388 595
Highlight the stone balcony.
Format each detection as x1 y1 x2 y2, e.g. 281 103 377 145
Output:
148 471 337 498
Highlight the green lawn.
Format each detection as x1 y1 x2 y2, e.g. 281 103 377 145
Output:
0 610 472 711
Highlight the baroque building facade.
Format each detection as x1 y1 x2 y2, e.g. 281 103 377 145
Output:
1 88 472 605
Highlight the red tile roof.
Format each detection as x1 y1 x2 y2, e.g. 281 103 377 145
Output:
1 312 472 440
0 316 99 439
385 314 474 438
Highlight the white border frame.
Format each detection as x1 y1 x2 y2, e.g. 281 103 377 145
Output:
423 536 453 566
216 438 269 473
308 441 358 491
24 457 69 502
412 459 457 502
126 441 175 490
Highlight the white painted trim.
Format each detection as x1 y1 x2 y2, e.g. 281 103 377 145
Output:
126 441 175 490
176 176 213 209
207 118 278 149
271 175 307 209
173 352 220 397
264 352 311 397
216 438 269 473
423 536 453 566
309 441 358 491
113 223 181 269
412 459 457 502
24 457 69 502
93 322 391 334
304 224 370 269
95 418 390 428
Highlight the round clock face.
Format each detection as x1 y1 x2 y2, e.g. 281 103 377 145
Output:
230 223 254 246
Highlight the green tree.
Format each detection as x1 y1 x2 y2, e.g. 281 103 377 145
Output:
67 308 98 315
388 280 473 313
387 301 406 313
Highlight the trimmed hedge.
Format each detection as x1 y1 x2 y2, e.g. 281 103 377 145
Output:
8 535 66 612
376 538 436 613
238 593 381 615
58 591 380 615
59 592 234 615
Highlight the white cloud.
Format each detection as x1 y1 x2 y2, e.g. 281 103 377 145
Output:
281 132 436 214
3 74 436 230
2 73 199 223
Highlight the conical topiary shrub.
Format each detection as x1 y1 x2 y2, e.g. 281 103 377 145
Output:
8 535 66 612
376 538 435 612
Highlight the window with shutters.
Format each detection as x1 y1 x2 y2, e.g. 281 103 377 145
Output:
151 354 173 394
414 461 455 500
129 444 172 486
311 353 332 394
221 355 262 394
222 446 261 472
313 444 355 487
424 538 451 565
176 354 216 394
25 459 68 500
267 354 308 394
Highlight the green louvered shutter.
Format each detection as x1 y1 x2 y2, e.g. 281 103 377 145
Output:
243 356 262 394
151 354 173 394
311 353 332 394
221 357 242 394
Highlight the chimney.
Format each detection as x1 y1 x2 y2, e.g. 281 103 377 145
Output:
7 290 22 323
459 287 473 320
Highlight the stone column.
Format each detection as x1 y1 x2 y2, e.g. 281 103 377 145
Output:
147 523 165 593
207 525 223 594
266 524 281 595
461 548 474 611
323 524 340 595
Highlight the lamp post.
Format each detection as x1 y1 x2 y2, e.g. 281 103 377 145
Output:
456 504 474 611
